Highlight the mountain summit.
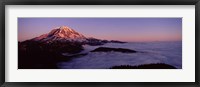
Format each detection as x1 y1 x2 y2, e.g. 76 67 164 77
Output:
33 26 86 42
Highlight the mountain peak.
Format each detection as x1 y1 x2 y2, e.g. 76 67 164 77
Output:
33 26 86 42
59 26 73 31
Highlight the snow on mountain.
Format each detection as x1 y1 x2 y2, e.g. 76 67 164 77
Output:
32 26 87 42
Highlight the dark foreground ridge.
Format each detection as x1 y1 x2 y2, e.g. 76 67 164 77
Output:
110 63 177 69
18 40 84 69
91 47 137 53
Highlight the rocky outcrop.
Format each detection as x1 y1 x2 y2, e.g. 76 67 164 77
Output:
91 47 137 53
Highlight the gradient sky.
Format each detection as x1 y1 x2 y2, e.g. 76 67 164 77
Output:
18 18 182 42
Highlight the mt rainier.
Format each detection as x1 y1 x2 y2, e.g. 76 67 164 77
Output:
33 26 87 42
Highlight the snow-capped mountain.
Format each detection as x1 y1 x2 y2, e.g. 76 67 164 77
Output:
29 26 126 45
33 26 87 42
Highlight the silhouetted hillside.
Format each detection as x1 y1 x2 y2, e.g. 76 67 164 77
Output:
110 63 176 69
18 40 83 69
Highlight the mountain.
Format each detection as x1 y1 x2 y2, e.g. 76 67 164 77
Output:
25 26 126 45
32 26 87 42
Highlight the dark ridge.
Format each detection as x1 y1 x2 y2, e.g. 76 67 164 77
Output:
110 40 126 43
85 38 108 46
110 63 177 69
18 40 84 69
91 47 137 53
85 38 126 46
63 53 88 58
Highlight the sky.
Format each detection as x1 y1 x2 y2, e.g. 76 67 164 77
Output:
18 18 182 42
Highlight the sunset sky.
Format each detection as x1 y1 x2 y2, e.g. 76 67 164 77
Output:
18 18 182 42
